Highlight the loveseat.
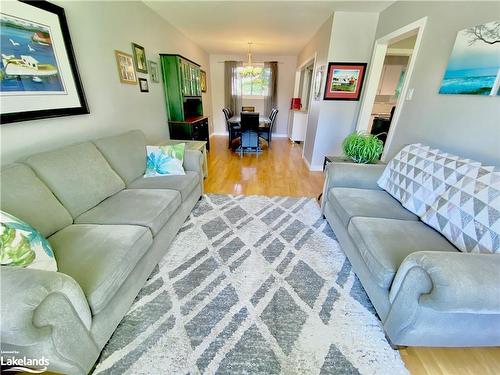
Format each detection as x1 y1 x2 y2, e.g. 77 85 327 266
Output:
321 144 500 347
0 130 204 374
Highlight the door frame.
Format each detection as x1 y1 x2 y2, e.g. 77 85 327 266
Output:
356 17 427 160
293 53 317 159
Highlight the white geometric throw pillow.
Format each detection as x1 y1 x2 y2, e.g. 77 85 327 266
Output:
378 143 480 216
421 166 500 254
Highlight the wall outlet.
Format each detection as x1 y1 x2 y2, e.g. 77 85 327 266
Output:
406 88 414 100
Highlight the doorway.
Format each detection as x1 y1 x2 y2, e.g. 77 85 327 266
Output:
356 17 427 160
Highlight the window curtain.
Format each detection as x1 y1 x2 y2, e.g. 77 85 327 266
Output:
224 61 242 116
264 61 278 117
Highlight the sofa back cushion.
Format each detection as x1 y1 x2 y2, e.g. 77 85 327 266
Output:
94 130 147 185
378 143 478 216
25 142 125 218
421 165 499 254
0 163 72 237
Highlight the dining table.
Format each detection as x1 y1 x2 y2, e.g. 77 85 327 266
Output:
228 115 271 125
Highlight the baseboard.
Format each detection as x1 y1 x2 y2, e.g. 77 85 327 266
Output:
211 132 229 136
273 134 288 138
303 156 323 172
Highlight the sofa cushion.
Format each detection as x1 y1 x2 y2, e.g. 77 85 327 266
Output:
49 224 152 314
25 142 125 218
94 130 147 184
348 217 458 289
75 189 181 235
128 171 199 201
377 143 479 216
422 165 500 254
328 187 418 227
0 163 72 237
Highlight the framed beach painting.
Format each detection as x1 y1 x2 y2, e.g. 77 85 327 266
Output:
324 62 367 101
132 42 147 73
115 50 136 84
149 60 159 83
439 21 500 96
0 0 88 124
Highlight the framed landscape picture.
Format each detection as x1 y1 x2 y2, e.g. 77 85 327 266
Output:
200 69 207 92
131 42 147 73
323 62 367 101
0 0 89 124
115 50 136 84
149 60 159 83
439 21 500 96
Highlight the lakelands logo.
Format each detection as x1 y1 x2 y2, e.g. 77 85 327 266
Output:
1 351 49 373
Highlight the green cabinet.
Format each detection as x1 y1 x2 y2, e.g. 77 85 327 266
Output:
160 54 202 121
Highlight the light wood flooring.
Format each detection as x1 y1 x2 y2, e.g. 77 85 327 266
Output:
204 135 500 375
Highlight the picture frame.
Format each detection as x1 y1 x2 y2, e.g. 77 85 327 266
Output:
323 62 367 101
148 60 159 83
0 0 89 124
200 69 207 92
115 50 137 84
138 77 149 92
313 65 325 100
131 42 147 73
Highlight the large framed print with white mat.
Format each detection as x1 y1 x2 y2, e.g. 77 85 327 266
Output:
0 0 88 124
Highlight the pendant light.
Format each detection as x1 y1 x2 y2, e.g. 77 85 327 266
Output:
241 42 260 78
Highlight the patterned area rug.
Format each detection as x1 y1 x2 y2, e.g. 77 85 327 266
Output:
93 195 408 375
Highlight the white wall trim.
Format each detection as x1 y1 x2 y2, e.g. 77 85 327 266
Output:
356 17 427 162
302 154 323 171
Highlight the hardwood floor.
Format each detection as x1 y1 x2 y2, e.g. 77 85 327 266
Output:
204 135 500 375
204 135 324 197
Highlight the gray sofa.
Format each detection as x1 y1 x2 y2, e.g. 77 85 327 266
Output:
321 160 500 347
0 130 204 374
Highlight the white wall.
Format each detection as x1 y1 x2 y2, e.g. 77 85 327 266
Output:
297 12 379 169
376 1 500 165
209 54 297 136
297 16 333 166
1 1 213 165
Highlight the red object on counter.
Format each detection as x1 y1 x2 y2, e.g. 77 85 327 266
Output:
290 98 302 110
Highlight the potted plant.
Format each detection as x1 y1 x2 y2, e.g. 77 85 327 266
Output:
342 132 383 164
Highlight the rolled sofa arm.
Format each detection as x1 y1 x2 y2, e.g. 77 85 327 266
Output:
183 149 204 194
1 267 99 374
321 162 386 212
385 251 500 346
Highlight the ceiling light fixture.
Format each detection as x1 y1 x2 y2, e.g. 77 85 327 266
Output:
241 42 260 78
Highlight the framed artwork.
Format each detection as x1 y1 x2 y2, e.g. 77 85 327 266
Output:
138 78 149 92
149 60 159 83
323 62 367 101
131 42 147 73
439 20 500 96
313 65 325 100
200 69 207 92
115 50 136 84
0 0 89 124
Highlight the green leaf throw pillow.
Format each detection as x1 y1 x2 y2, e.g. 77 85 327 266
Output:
1 211 57 271
145 143 186 177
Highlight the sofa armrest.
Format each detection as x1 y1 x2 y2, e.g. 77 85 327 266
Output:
183 149 203 174
321 162 385 212
1 267 99 374
389 251 500 314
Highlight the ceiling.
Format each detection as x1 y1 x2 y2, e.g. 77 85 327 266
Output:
144 1 394 56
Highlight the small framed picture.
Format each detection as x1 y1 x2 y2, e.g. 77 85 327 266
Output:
149 60 160 83
115 50 137 84
138 78 149 92
200 69 207 92
324 62 367 101
131 42 148 73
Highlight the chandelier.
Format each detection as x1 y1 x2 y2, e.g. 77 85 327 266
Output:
240 42 261 78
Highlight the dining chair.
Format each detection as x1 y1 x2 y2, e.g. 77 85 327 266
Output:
259 108 278 149
222 108 240 149
239 112 260 155
241 106 255 112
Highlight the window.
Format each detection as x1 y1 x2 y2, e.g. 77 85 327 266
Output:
235 65 271 97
